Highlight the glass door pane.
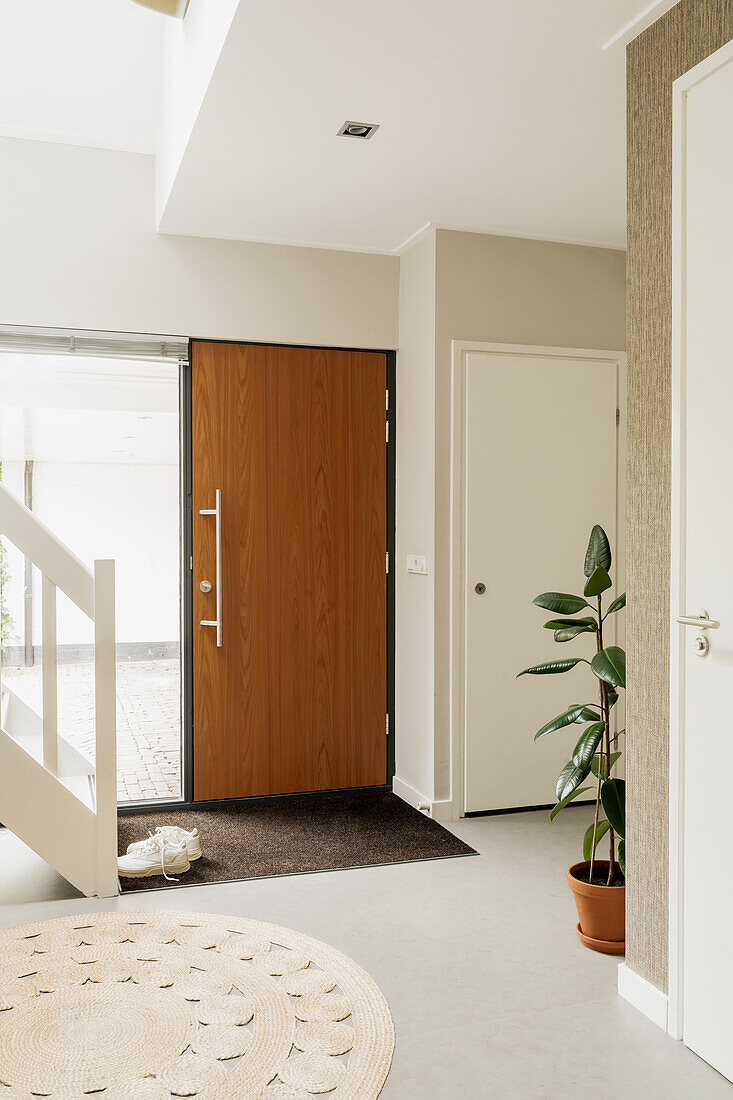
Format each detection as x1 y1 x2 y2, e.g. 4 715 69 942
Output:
0 352 183 803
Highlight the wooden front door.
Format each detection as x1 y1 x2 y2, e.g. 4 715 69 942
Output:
192 341 387 801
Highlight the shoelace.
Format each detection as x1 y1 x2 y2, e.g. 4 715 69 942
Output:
160 844 182 883
135 832 184 881
155 826 195 845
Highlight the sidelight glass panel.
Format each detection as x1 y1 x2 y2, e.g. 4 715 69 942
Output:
0 352 183 803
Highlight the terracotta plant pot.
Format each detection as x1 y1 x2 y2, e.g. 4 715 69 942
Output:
567 861 625 955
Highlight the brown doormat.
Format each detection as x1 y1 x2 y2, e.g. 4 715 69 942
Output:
117 790 476 892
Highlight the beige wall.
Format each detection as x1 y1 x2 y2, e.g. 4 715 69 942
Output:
394 228 626 806
0 138 399 349
433 230 627 799
625 0 733 995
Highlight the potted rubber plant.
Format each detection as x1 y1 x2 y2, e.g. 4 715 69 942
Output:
518 524 626 954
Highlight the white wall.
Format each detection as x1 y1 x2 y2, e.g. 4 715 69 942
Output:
0 138 399 349
156 0 239 221
395 232 436 801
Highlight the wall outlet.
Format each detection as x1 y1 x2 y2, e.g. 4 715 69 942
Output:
407 554 428 575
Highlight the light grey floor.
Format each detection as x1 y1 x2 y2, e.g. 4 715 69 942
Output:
0 807 730 1098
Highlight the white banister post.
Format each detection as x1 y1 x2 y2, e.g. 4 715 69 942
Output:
93 559 118 898
41 575 58 776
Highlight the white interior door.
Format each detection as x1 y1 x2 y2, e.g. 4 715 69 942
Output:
463 347 621 814
675 43 733 1083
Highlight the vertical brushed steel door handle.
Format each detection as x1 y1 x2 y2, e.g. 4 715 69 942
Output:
199 488 223 646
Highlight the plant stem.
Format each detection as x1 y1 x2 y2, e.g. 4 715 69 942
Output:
598 594 616 885
589 595 605 882
589 774 602 883
604 686 616 884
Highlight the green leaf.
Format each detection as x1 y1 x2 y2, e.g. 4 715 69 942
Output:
591 646 626 688
601 777 626 838
606 689 619 710
584 525 612 577
532 592 590 615
534 704 587 741
556 759 592 803
554 624 597 642
606 592 626 615
545 617 597 642
517 658 586 678
618 839 626 876
568 703 601 722
583 566 612 598
549 785 593 821
572 723 606 769
591 751 621 779
583 819 611 861
543 617 597 630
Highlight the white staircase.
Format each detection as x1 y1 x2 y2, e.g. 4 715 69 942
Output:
0 482 118 897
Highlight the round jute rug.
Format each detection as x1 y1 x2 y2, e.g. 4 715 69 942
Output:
0 910 395 1098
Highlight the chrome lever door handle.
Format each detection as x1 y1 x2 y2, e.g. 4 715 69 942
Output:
676 609 719 630
199 488 223 647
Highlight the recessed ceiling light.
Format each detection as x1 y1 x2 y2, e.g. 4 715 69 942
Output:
338 121 380 140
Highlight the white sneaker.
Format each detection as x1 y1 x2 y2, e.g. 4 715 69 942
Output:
118 835 190 880
127 825 202 862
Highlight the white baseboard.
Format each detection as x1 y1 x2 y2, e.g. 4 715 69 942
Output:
392 775 431 813
430 799 456 822
392 776 456 821
618 963 669 1031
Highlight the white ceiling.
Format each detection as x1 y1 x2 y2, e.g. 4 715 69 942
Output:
0 0 653 252
158 0 642 252
0 0 163 153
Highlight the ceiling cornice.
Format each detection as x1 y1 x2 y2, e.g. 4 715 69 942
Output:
396 222 627 256
602 0 680 50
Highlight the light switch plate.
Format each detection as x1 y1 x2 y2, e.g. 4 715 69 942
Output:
407 554 428 575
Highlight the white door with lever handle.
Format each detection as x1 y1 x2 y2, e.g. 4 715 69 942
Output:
673 45 733 1084
462 345 621 813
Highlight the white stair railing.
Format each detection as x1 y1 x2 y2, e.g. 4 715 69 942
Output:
0 481 118 897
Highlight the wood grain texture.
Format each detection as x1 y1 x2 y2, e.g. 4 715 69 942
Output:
192 342 271 800
192 342 387 800
626 0 733 994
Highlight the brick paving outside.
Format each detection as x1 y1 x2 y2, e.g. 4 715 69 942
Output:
2 660 181 802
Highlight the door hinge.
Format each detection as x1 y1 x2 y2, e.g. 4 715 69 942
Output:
386 714 390 737
386 388 389 411
386 419 389 443
616 408 620 427
189 555 193 570
386 551 389 574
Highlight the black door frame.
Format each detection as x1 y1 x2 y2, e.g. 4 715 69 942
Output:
120 341 396 816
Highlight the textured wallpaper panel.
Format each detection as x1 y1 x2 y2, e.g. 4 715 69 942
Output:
626 0 733 993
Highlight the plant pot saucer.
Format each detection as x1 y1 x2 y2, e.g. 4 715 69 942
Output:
576 922 625 955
